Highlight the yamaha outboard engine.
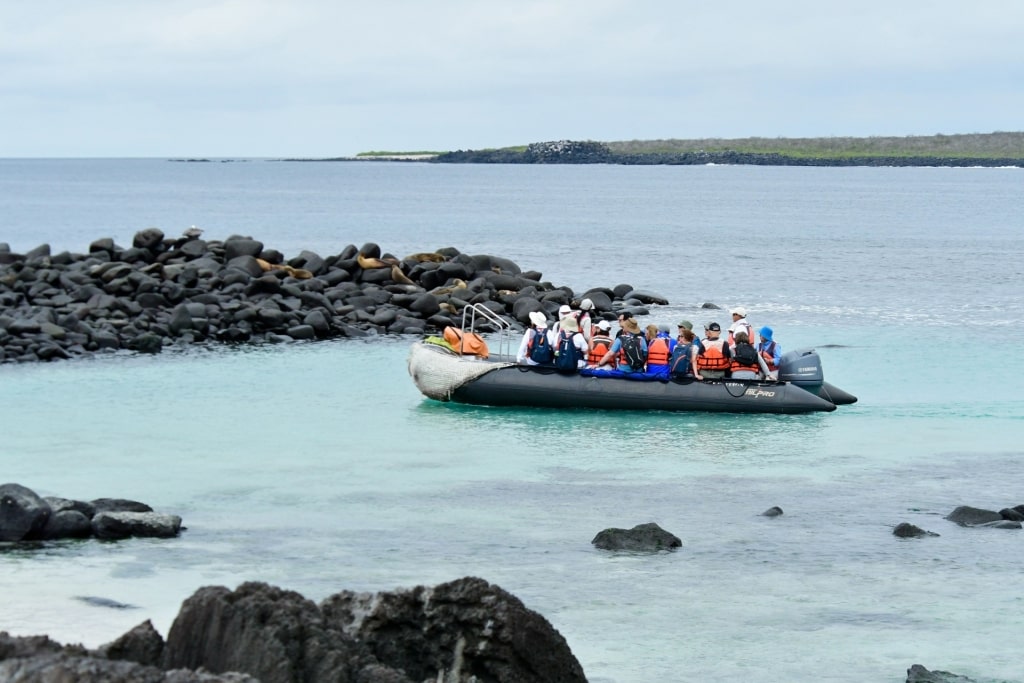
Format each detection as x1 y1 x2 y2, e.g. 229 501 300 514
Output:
777 348 824 393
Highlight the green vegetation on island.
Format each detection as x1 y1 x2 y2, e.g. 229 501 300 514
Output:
602 131 1024 160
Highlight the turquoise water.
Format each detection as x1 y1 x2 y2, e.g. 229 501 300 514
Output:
2 161 1023 682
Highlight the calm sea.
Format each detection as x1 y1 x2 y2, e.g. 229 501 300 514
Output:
1 159 1022 683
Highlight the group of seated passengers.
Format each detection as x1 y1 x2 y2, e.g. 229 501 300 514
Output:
516 301 782 381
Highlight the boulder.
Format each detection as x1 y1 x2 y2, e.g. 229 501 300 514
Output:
0 483 52 541
162 582 383 683
133 227 165 250
321 576 587 683
906 664 978 682
893 522 939 538
223 238 264 262
945 505 1002 527
91 498 153 514
91 511 181 540
761 506 784 517
591 522 681 551
625 289 670 305
98 619 165 667
40 510 93 540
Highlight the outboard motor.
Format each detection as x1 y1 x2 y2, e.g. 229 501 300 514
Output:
777 348 824 393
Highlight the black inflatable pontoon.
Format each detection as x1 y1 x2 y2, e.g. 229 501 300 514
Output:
407 342 855 415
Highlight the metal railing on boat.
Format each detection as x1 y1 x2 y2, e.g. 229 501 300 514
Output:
458 303 514 360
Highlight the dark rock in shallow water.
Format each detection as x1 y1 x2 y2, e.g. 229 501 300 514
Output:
91 511 182 540
893 522 939 538
40 509 92 540
945 505 1002 527
761 506 784 517
91 498 153 515
0 482 52 541
592 522 682 551
906 663 979 682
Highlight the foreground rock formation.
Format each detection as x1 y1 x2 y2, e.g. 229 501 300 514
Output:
0 232 667 364
0 483 180 542
0 578 586 683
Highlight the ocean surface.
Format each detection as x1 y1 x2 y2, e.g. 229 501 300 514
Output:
1 159 1023 682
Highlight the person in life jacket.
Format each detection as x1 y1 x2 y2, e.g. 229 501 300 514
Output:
670 327 700 378
554 315 588 373
676 320 704 355
757 325 782 378
727 306 756 349
586 319 613 366
645 323 675 376
729 331 770 379
696 321 732 379
597 317 648 372
516 310 555 366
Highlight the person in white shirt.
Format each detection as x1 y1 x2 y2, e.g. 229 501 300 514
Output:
727 306 756 348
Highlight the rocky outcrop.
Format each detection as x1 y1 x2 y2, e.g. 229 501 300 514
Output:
945 504 1023 529
0 483 180 542
0 578 586 683
591 522 682 551
0 233 669 364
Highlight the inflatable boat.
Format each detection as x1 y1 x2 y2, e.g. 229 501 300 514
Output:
407 311 856 414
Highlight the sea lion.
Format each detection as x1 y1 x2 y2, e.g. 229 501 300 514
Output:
406 252 446 263
439 302 458 315
390 264 415 285
255 258 274 272
357 253 390 269
430 278 468 296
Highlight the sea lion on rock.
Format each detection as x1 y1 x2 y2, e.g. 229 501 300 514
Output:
390 265 415 285
357 253 388 269
430 279 468 296
405 252 446 263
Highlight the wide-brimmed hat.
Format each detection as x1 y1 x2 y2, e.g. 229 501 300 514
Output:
558 304 572 317
677 319 693 330
759 325 773 341
529 311 548 327
560 316 579 332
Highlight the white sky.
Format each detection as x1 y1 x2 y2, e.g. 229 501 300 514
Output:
2 1 1022 157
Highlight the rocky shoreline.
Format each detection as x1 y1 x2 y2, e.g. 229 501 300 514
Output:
0 231 668 365
431 140 1024 168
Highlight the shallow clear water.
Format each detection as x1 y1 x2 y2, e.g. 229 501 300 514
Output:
1 161 1023 682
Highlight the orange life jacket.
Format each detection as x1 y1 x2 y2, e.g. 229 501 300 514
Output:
587 335 612 365
697 338 730 371
730 342 760 373
647 337 671 367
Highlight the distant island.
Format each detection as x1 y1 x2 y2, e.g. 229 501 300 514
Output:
331 132 1024 167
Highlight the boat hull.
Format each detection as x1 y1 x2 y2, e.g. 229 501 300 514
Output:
449 365 837 414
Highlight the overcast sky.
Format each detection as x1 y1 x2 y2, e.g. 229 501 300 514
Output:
3 1 1022 157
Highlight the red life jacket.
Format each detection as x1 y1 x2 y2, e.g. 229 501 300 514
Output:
587 335 612 365
697 338 730 371
647 337 671 367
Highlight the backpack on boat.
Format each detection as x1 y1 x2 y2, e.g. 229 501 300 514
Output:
669 341 693 377
555 330 581 373
733 342 759 367
528 328 554 365
620 333 647 372
442 326 489 359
